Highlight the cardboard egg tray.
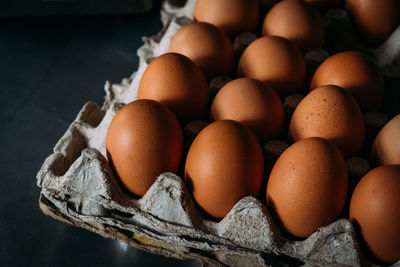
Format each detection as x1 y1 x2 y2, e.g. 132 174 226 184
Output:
37 0 400 266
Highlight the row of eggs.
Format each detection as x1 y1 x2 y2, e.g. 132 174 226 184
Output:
193 0 399 48
106 0 399 264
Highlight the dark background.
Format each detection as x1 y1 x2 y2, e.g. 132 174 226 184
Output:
0 1 199 266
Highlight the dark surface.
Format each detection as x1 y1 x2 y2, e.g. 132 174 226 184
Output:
0 3 200 267
0 0 154 18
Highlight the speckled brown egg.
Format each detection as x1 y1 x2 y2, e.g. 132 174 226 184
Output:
137 53 209 124
193 0 259 37
106 99 183 197
267 137 348 238
345 0 400 47
237 36 306 97
310 51 384 111
289 85 365 157
350 165 400 264
210 78 284 142
262 0 324 52
371 114 400 166
169 22 234 79
185 120 264 219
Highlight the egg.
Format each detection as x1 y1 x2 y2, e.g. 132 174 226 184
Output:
310 51 384 111
267 137 348 238
237 36 306 97
193 0 259 37
169 22 234 79
289 85 365 157
210 78 284 142
185 120 264 219
106 99 183 197
349 165 400 264
345 0 400 47
262 0 324 52
371 114 400 166
137 53 209 124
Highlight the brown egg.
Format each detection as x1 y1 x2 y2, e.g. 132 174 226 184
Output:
262 0 324 52
371 114 400 166
137 53 209 124
237 36 306 97
193 0 259 37
185 120 264 219
310 51 384 111
350 165 400 264
106 99 183 197
345 0 400 47
210 78 284 142
267 137 348 238
169 22 234 79
289 85 365 157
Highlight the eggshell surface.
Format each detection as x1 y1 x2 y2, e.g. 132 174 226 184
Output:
237 36 306 96
371 114 400 166
345 0 400 46
289 85 365 157
106 99 183 196
350 165 400 264
210 78 284 142
193 0 259 37
185 120 264 219
169 22 234 79
262 0 324 52
138 53 209 124
267 137 348 238
310 51 384 111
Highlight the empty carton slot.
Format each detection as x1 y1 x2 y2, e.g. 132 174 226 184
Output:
54 126 88 169
46 153 69 177
76 102 105 128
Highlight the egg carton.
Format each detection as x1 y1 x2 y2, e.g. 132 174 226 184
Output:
37 0 400 266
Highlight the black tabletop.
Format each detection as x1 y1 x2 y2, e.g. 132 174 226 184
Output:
0 3 200 267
